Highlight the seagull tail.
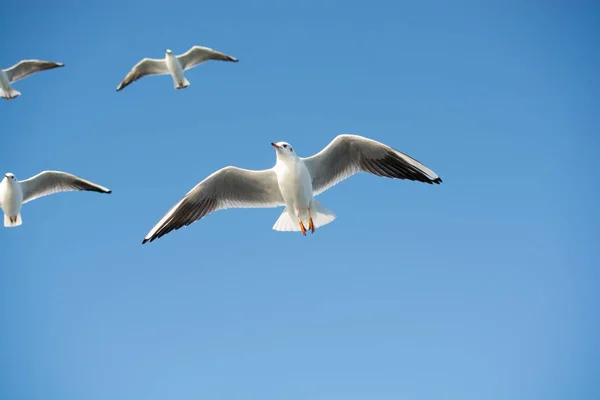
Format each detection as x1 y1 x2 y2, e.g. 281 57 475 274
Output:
272 201 336 232
272 208 300 232
4 213 22 227
0 87 21 100
175 77 190 89
309 200 336 230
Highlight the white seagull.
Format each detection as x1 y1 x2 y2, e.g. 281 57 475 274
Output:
142 134 442 244
0 171 111 227
116 46 238 92
0 59 64 100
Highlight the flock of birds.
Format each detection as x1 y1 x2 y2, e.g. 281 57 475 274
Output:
1 45 443 245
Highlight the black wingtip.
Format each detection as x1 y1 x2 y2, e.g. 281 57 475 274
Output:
106 190 112 194
142 235 154 244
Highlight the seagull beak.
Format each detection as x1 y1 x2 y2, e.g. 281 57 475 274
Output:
4 174 8 178
271 142 280 149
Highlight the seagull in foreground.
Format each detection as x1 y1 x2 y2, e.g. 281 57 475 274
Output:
142 134 442 244
116 46 238 92
0 171 111 227
0 59 64 100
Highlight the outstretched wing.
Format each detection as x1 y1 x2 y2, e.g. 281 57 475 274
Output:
177 46 238 70
20 171 111 204
116 58 169 91
142 166 283 244
5 60 64 83
302 134 442 196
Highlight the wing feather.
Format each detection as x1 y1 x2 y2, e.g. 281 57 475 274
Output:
177 46 238 70
20 171 111 204
142 166 283 244
302 134 442 196
116 58 169 91
5 60 64 83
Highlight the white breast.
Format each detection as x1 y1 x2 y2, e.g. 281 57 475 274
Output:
0 69 11 91
0 180 23 216
165 55 183 78
275 158 313 209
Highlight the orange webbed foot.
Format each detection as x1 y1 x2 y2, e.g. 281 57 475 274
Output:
298 218 307 236
308 213 315 234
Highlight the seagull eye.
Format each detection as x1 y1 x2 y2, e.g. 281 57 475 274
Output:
283 144 287 148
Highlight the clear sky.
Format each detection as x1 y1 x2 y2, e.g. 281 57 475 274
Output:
1 1 598 399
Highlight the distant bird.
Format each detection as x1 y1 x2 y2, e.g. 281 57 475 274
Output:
116 46 238 92
142 134 442 244
0 171 111 227
0 59 64 100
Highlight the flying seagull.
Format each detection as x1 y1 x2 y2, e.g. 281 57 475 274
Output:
0 171 111 227
142 134 442 244
0 59 64 100
116 46 238 92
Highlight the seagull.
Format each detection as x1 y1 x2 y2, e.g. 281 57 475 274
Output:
116 46 239 92
0 59 64 100
0 171 111 227
142 134 442 244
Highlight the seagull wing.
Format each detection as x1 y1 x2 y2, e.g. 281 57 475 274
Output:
4 60 64 83
177 46 238 70
20 171 111 204
143 166 283 244
116 58 169 91
302 134 442 196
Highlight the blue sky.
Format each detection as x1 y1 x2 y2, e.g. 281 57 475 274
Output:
1 1 598 399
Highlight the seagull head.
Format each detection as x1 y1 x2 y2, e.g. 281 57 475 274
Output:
4 173 16 182
271 142 296 158
165 49 173 55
